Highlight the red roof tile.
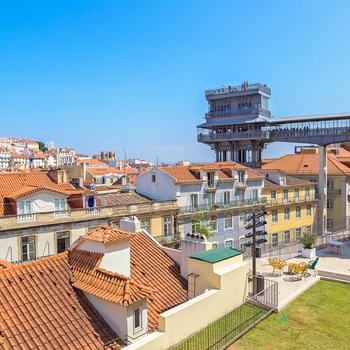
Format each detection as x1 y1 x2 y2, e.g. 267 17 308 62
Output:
0 253 125 349
81 225 135 243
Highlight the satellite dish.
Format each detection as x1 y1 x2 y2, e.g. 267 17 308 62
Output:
90 183 96 190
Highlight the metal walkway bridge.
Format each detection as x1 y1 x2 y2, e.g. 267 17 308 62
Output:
198 112 350 165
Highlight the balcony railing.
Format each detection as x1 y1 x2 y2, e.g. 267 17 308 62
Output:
205 83 271 97
17 213 36 223
153 232 181 245
265 194 317 207
178 198 267 215
54 210 70 219
0 199 178 231
327 189 341 196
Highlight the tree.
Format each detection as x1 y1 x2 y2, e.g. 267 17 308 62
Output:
300 232 317 249
191 213 214 239
37 141 48 153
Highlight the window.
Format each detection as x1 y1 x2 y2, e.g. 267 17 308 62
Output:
207 193 215 206
252 189 258 202
134 307 141 331
327 179 334 189
207 172 215 188
54 198 65 211
224 240 233 248
283 189 288 202
18 200 31 214
151 174 156 182
284 231 290 244
272 210 278 223
306 225 312 233
223 191 230 205
306 204 312 217
224 214 232 229
294 188 299 201
272 233 278 247
296 206 301 219
239 212 246 226
209 216 217 231
327 199 334 210
270 190 276 200
238 171 245 183
56 231 70 253
236 190 244 201
190 194 199 210
140 219 151 233
295 228 301 241
86 196 94 208
163 216 172 236
191 219 201 234
212 243 218 249
327 218 334 230
305 187 310 199
284 208 290 221
21 236 36 262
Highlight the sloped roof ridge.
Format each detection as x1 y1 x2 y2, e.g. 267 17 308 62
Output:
81 225 136 243
6 185 68 199
69 248 155 306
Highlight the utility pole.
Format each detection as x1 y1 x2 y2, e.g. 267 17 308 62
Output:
245 210 267 295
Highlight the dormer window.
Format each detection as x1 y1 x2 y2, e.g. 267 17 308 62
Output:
18 200 31 214
54 198 65 211
207 172 215 188
238 171 245 183
134 307 141 331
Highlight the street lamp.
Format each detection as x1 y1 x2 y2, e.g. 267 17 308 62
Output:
244 209 267 294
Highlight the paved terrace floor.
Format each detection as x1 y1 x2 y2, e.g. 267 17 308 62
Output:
246 240 350 311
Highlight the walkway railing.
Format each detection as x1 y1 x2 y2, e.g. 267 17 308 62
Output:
170 275 277 350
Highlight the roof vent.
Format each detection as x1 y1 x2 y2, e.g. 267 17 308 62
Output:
304 164 309 167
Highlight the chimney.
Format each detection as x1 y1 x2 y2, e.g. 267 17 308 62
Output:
180 234 212 278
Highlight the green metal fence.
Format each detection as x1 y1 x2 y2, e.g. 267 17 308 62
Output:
170 276 277 350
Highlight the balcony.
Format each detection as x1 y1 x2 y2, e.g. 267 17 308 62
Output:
265 194 317 207
153 232 181 245
236 180 248 189
178 198 267 215
203 181 218 191
0 199 178 231
17 213 36 223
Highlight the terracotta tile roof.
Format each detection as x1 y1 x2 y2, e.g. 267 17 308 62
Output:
261 153 350 176
87 168 124 176
160 166 200 182
0 259 12 270
81 226 135 243
0 253 125 349
69 249 155 306
247 169 264 179
130 231 188 328
95 192 152 207
78 158 109 167
160 162 248 183
5 185 68 200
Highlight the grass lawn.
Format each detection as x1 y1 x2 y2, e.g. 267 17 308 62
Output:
231 280 350 350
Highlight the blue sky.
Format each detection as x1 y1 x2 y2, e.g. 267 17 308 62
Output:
1 1 350 164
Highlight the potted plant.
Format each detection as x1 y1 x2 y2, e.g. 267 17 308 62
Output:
300 232 317 258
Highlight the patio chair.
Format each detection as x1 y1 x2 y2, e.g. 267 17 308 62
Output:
270 258 287 276
289 262 308 280
297 262 309 280
307 257 319 276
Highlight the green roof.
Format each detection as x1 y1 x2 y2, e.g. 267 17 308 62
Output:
189 247 243 264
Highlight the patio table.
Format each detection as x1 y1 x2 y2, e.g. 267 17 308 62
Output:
327 240 344 254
